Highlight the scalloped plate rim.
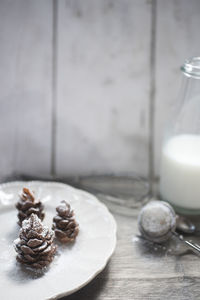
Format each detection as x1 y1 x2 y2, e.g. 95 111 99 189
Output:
0 180 117 300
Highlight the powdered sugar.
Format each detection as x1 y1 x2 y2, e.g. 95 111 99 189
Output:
21 214 53 239
138 201 176 243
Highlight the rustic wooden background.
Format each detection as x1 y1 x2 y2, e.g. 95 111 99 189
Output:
0 0 200 181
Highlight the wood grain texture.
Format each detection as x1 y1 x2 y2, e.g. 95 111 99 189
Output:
59 177 200 300
0 0 52 179
55 0 151 177
154 0 200 176
1 0 200 180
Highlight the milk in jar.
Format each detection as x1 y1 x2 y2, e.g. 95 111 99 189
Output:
160 134 200 210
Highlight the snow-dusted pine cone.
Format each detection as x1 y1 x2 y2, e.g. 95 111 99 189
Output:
14 214 57 269
52 200 79 243
16 187 45 226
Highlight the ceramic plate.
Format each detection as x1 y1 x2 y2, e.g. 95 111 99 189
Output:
0 181 117 300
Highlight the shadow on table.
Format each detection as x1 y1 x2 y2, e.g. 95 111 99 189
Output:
136 235 192 257
60 264 109 300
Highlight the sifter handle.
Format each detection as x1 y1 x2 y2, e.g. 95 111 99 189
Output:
172 231 200 253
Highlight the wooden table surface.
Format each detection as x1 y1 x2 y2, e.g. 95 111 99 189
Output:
4 175 200 300
57 176 200 300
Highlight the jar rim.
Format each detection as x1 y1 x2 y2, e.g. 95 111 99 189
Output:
181 57 200 79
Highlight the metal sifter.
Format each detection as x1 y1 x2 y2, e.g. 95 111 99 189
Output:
138 200 200 254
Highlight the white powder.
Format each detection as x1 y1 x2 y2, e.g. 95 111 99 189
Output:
21 214 50 238
138 201 176 242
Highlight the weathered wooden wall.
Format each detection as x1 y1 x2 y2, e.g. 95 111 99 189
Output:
56 0 151 176
0 0 200 179
0 0 52 177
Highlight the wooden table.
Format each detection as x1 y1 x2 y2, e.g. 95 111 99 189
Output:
58 176 200 300
5 174 200 300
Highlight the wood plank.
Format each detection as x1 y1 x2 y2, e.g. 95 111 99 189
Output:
154 0 200 176
0 0 52 178
56 0 151 177
62 277 200 300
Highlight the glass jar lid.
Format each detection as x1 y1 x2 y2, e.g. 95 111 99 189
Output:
181 57 200 79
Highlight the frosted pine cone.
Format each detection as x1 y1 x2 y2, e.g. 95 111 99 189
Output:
16 187 45 226
14 214 57 269
52 200 79 243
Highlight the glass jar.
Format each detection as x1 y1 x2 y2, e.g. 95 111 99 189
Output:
160 57 200 215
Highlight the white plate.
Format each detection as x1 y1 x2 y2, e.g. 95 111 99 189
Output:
0 181 117 300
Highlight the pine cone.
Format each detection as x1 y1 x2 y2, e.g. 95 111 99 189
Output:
14 214 57 269
16 187 45 226
52 200 79 243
